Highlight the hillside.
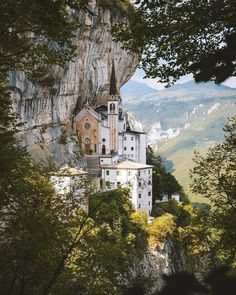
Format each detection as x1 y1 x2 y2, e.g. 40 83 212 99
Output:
123 80 236 202
120 80 158 100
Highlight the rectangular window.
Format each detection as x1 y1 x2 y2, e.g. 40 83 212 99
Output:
116 171 121 176
139 194 141 198
131 137 134 141
148 191 151 196
124 137 127 141
128 171 132 176
148 170 151 175
148 201 150 206
139 182 141 187
106 170 109 176
105 181 111 187
148 180 151 185
124 147 127 151
138 204 141 209
131 147 134 151
138 171 141 176
117 182 121 188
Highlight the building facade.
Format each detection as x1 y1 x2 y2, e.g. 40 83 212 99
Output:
74 61 153 215
101 160 153 214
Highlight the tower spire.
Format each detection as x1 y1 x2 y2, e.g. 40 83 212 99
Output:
109 60 117 96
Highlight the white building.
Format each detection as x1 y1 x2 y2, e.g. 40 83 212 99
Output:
74 61 146 165
50 166 89 211
101 160 153 215
73 61 153 215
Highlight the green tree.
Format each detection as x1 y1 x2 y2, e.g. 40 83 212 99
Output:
114 0 236 85
57 189 149 294
146 146 186 203
190 116 236 265
152 200 192 228
0 0 89 79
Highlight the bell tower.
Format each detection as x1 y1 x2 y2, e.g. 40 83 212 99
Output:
108 60 119 153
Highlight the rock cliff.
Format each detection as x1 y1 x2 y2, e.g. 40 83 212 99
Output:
130 239 186 293
9 2 138 167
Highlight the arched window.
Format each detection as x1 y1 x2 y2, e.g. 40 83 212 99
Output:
109 103 116 113
102 145 106 155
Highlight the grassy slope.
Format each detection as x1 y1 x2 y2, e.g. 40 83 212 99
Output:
158 104 236 203
124 81 236 204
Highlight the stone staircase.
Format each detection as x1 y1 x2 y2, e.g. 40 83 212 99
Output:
85 155 101 180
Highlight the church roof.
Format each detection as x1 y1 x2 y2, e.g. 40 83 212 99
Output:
101 159 153 170
109 60 117 96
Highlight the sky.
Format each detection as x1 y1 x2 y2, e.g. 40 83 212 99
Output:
131 69 236 90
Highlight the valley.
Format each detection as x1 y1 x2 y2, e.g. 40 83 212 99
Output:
122 80 236 202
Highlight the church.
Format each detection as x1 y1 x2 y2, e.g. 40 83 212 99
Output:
73 61 153 215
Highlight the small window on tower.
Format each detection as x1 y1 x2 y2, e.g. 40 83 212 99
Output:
106 170 109 176
124 147 127 151
131 137 134 141
110 103 116 113
124 137 127 141
131 147 134 151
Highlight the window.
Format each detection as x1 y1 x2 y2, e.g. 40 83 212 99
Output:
128 171 132 176
138 204 141 209
148 191 151 196
105 181 111 187
102 138 106 142
139 182 141 187
124 137 127 141
148 180 151 185
84 122 91 130
131 147 134 151
106 170 109 176
124 147 127 151
117 182 121 188
116 171 121 176
149 201 150 206
131 137 134 141
148 170 151 175
139 194 141 199
109 103 116 113
138 171 141 176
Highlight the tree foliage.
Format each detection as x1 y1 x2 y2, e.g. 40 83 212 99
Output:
114 0 236 85
0 0 90 80
146 146 187 202
190 116 236 265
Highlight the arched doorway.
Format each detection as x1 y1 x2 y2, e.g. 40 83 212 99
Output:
102 145 106 155
84 137 91 155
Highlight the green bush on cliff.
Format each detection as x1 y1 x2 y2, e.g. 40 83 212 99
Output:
98 0 134 16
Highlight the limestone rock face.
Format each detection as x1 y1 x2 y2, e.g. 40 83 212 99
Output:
130 239 186 293
9 4 138 167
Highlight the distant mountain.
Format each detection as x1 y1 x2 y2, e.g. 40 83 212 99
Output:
120 80 157 100
163 80 234 91
125 80 236 203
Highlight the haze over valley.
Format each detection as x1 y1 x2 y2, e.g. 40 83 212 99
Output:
121 80 236 202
